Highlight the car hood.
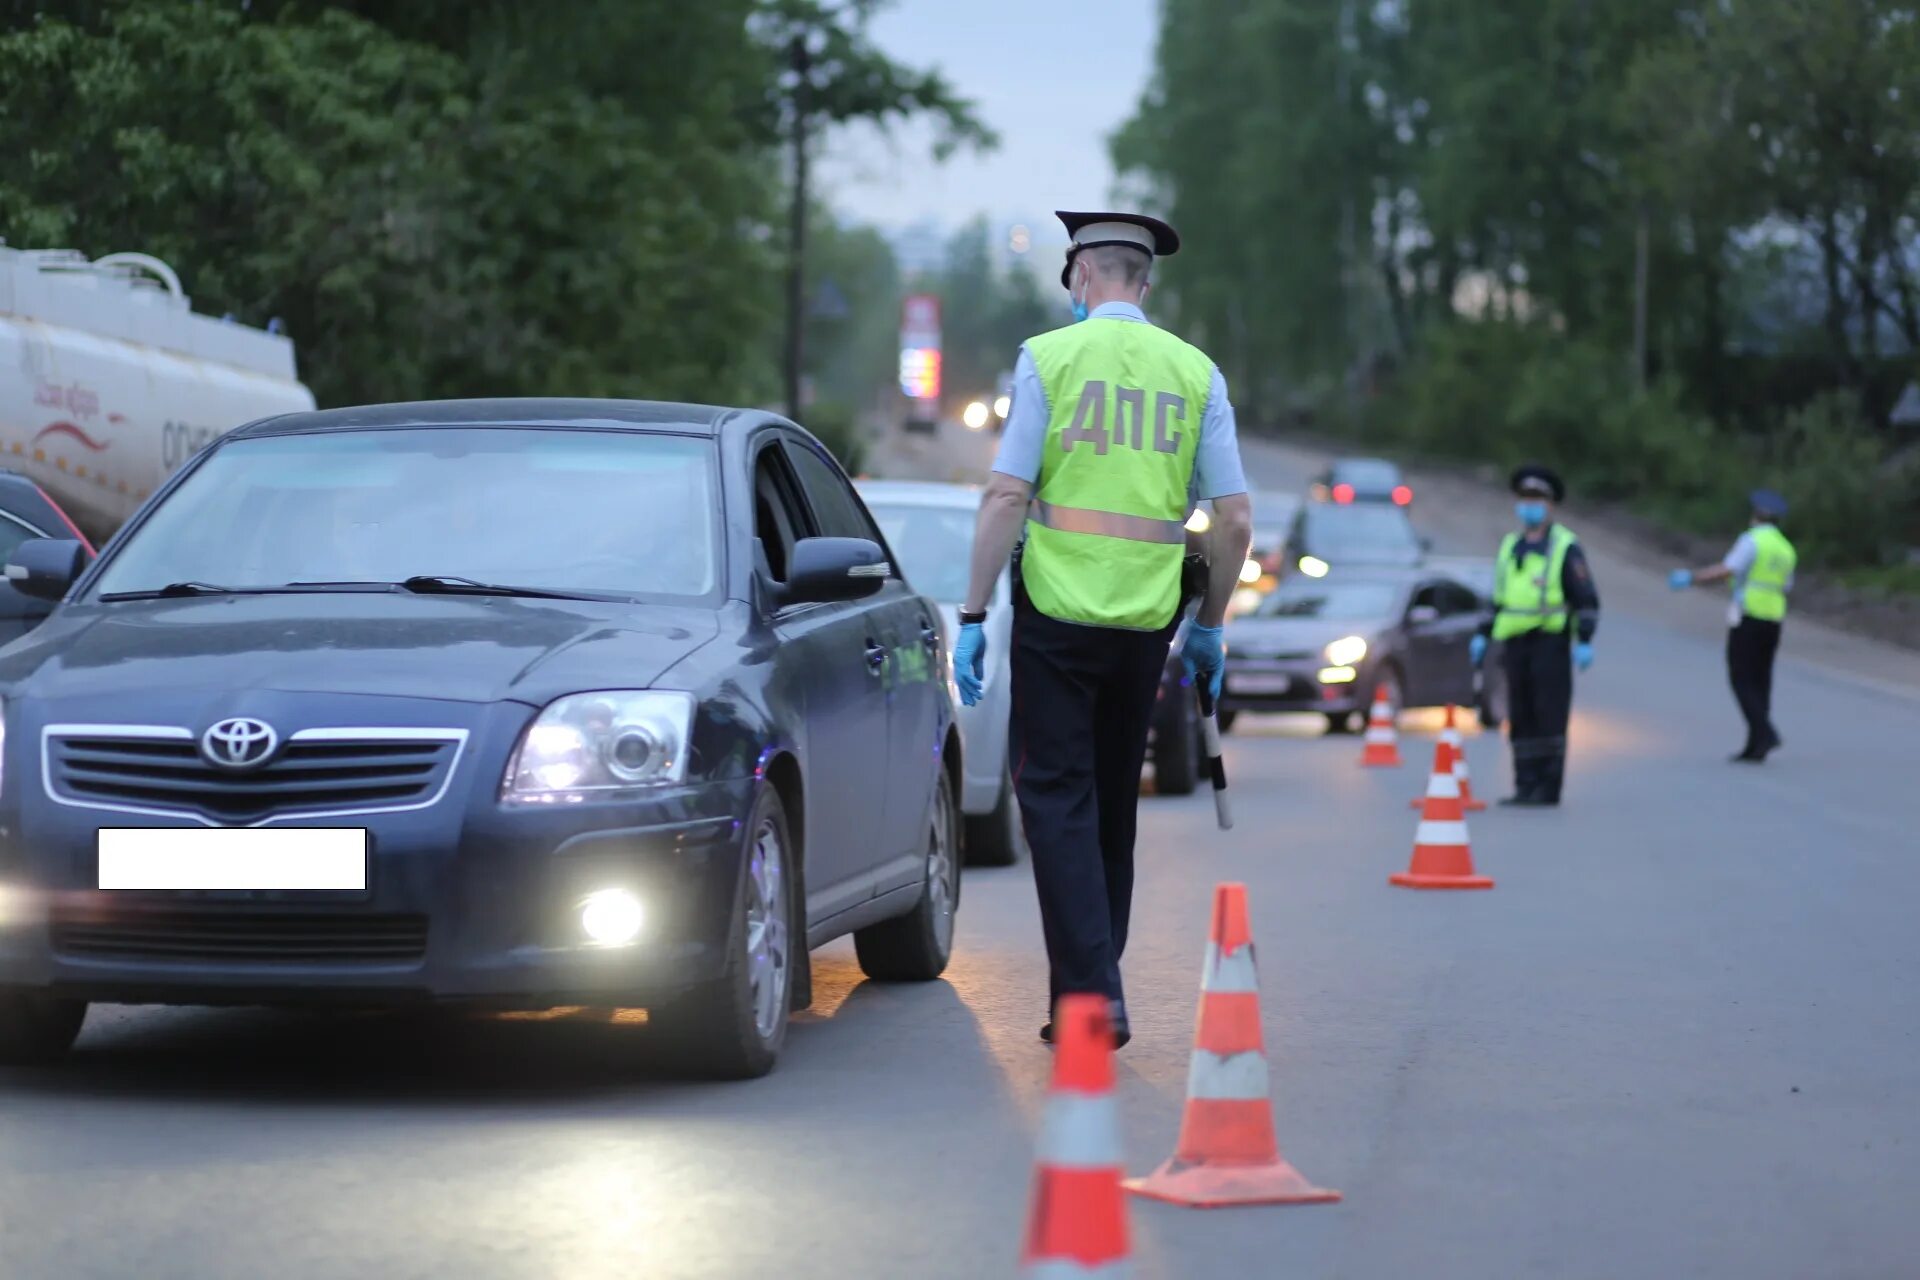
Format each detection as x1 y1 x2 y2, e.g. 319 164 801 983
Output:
1226 615 1384 658
0 594 720 707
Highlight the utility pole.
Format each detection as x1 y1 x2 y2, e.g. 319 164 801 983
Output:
1632 203 1650 395
784 34 811 424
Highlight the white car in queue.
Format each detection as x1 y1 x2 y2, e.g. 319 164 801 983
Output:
856 480 1025 866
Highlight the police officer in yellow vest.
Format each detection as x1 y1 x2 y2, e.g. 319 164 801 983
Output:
1668 489 1796 762
1469 464 1601 807
954 210 1253 1047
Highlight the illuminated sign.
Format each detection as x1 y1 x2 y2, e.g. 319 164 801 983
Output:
899 294 942 402
899 347 941 400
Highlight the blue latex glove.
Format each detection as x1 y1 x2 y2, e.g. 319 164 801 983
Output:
1182 623 1226 700
953 622 986 706
1468 634 1488 668
1574 641 1595 672
1668 568 1693 591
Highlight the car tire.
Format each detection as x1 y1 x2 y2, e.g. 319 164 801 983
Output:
855 769 959 982
1216 709 1238 734
0 990 87 1066
1154 692 1201 796
963 765 1025 867
1324 711 1358 735
653 787 795 1080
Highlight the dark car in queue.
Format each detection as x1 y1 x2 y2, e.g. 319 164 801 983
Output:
1283 496 1426 581
0 399 961 1080
1309 456 1413 508
0 469 95 644
1218 570 1484 734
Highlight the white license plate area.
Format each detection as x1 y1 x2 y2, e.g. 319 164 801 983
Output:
97 828 369 892
1227 673 1296 695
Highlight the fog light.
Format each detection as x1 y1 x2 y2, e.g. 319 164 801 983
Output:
1318 665 1358 684
580 888 644 946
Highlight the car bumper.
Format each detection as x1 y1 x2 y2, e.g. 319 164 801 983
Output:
0 778 756 1009
1218 662 1364 716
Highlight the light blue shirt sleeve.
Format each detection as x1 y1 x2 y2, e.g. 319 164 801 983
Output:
1194 366 1248 499
989 347 1048 483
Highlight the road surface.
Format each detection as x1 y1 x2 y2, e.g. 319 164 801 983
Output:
2 421 1916 1280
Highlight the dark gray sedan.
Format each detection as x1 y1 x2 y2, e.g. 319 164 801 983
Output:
1219 570 1486 733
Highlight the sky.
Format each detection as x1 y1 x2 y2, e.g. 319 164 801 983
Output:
816 0 1160 245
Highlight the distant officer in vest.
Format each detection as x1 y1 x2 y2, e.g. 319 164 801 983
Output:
1469 464 1601 807
1667 489 1796 762
953 209 1253 1047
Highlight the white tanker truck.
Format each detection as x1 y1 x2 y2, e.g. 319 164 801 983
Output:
0 245 316 545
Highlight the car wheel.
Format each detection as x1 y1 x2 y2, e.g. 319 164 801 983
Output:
653 787 794 1080
855 769 959 982
1216 709 1238 734
963 764 1025 867
1153 690 1201 796
1324 712 1358 735
0 990 87 1066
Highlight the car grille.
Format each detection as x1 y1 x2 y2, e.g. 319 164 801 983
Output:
52 908 428 965
47 732 460 823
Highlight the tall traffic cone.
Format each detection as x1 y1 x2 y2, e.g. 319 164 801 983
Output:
1358 684 1402 767
1390 748 1493 889
1022 994 1131 1276
1124 884 1341 1209
1410 735 1460 809
1445 705 1488 812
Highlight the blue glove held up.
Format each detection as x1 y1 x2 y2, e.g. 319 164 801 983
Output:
1574 641 1595 672
1181 623 1226 701
953 622 986 707
1668 568 1692 591
1468 634 1488 667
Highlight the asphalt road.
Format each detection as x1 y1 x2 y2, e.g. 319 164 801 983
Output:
3 422 1917 1280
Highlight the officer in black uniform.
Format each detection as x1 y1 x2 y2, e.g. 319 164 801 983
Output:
1471 465 1601 807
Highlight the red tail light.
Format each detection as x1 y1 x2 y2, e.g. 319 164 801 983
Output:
1391 485 1413 506
1332 483 1354 504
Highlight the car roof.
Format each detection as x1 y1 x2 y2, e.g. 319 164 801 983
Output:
853 479 983 509
231 398 743 439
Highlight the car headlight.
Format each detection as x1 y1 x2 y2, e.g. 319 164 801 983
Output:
1298 555 1329 578
503 691 695 802
1324 635 1368 667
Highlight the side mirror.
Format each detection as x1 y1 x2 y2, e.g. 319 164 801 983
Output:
1407 604 1440 625
6 538 89 602
781 537 889 606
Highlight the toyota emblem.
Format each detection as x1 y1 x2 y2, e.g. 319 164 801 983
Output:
200 717 279 770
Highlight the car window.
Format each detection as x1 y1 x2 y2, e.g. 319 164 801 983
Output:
1302 504 1421 558
754 445 809 585
1254 579 1399 619
92 427 720 601
863 502 975 604
786 442 885 548
0 512 45 564
1335 459 1400 491
1409 583 1441 613
1436 580 1482 615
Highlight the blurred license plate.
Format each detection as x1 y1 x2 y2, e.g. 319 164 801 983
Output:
98 828 368 892
1227 673 1295 695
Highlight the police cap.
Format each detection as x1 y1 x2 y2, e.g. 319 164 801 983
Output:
1749 488 1789 519
1510 464 1565 502
1056 210 1181 288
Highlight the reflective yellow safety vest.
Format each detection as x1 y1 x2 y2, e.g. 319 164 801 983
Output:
1021 317 1214 630
1492 524 1578 641
1741 523 1795 622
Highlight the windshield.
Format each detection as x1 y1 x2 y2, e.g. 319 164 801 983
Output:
1333 459 1400 491
92 427 720 600
1303 503 1421 561
864 501 977 604
1255 578 1400 620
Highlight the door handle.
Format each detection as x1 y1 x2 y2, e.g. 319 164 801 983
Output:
865 641 888 672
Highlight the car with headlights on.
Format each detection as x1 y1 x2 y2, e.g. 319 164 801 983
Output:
0 399 962 1079
1218 570 1484 734
856 479 1024 866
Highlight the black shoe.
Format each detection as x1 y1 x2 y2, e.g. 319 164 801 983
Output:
1730 749 1767 763
1500 793 1557 808
1040 1002 1131 1049
1497 792 1539 807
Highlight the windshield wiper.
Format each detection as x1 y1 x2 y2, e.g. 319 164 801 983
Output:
98 581 234 602
396 575 598 601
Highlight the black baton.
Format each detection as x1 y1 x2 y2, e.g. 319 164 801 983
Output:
1195 683 1232 830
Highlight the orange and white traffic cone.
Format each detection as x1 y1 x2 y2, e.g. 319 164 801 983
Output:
1022 994 1131 1276
1444 706 1488 812
1358 684 1401 767
1124 883 1341 1209
1390 746 1493 889
1410 735 1460 809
